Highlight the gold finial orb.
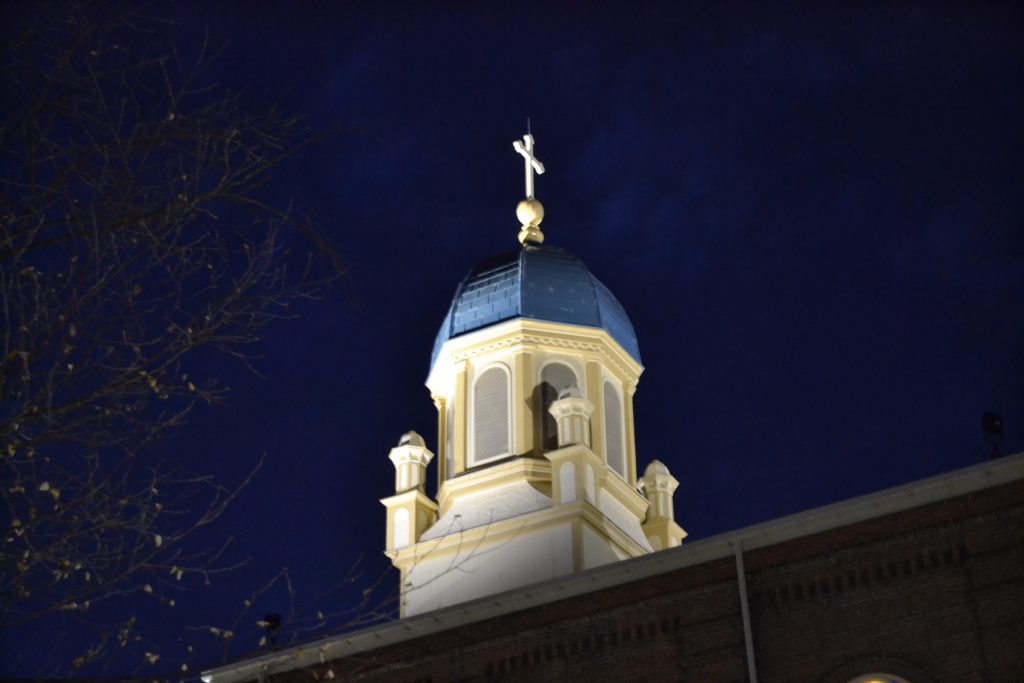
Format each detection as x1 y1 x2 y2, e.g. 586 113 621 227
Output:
516 198 544 226
516 198 545 245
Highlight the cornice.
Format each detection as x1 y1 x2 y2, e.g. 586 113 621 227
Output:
427 319 643 392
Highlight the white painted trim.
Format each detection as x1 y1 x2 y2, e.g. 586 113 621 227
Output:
203 452 1024 683
426 318 644 395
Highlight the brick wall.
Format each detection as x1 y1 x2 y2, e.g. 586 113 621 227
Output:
275 480 1023 683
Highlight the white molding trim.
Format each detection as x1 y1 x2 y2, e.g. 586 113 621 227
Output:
427 319 644 392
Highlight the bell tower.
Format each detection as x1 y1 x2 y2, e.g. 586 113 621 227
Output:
383 130 686 617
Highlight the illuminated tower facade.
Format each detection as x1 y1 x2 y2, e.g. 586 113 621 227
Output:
381 132 686 617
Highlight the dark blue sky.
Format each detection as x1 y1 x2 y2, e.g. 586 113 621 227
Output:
5 0 1023 675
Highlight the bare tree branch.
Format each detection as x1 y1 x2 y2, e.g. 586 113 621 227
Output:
0 2 346 671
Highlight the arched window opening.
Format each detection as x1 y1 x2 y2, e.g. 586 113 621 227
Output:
539 362 579 451
603 380 625 478
473 366 510 464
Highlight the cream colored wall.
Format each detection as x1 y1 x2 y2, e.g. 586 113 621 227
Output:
429 320 641 477
513 350 534 455
402 523 573 616
440 321 641 478
389 318 660 615
582 523 625 568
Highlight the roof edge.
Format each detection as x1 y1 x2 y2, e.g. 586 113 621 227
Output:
203 452 1024 683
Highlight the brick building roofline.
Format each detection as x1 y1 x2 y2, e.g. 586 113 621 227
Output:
202 452 1024 683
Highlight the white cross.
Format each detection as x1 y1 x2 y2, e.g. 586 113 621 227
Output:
513 133 545 199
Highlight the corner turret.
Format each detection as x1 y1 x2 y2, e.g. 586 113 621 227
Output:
382 128 686 617
639 460 687 550
381 432 438 554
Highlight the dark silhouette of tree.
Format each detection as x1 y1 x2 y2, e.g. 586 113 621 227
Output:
0 2 344 670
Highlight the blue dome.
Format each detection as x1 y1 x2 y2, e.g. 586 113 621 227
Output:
430 245 641 371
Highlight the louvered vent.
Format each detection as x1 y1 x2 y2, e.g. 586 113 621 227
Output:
604 380 625 478
540 362 578 451
474 367 509 463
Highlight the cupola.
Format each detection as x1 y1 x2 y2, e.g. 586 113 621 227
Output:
382 129 685 617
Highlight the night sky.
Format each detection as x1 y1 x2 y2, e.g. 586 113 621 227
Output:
4 0 1024 676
